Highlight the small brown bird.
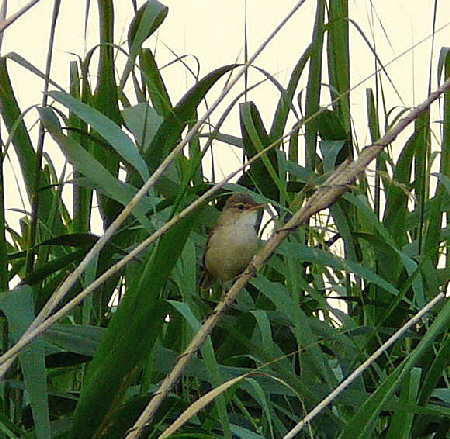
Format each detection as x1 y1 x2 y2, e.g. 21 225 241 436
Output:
201 193 265 289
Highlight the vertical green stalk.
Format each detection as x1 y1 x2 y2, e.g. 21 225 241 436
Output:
95 0 121 124
365 87 383 326
440 52 450 189
0 0 6 293
94 0 122 228
327 0 352 166
69 61 92 234
0 151 6 292
442 53 450 268
327 0 350 129
426 49 450 267
304 0 325 171
326 0 361 308
24 0 62 275
413 111 431 254
366 88 381 215
0 141 8 429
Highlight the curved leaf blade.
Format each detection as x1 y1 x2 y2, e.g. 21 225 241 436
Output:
49 91 150 180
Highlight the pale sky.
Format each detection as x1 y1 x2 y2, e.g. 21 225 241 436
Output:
4 1 448 117
1 0 450 226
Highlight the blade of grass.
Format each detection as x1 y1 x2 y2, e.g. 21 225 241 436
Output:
0 286 50 439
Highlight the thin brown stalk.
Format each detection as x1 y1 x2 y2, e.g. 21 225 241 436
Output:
0 0 43 34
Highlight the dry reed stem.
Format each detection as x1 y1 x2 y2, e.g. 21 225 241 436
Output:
0 0 43 34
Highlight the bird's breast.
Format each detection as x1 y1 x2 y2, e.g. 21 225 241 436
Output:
204 216 259 282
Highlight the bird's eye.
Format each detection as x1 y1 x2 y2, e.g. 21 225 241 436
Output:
238 204 245 210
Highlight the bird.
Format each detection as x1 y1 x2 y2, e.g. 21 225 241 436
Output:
200 193 265 289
